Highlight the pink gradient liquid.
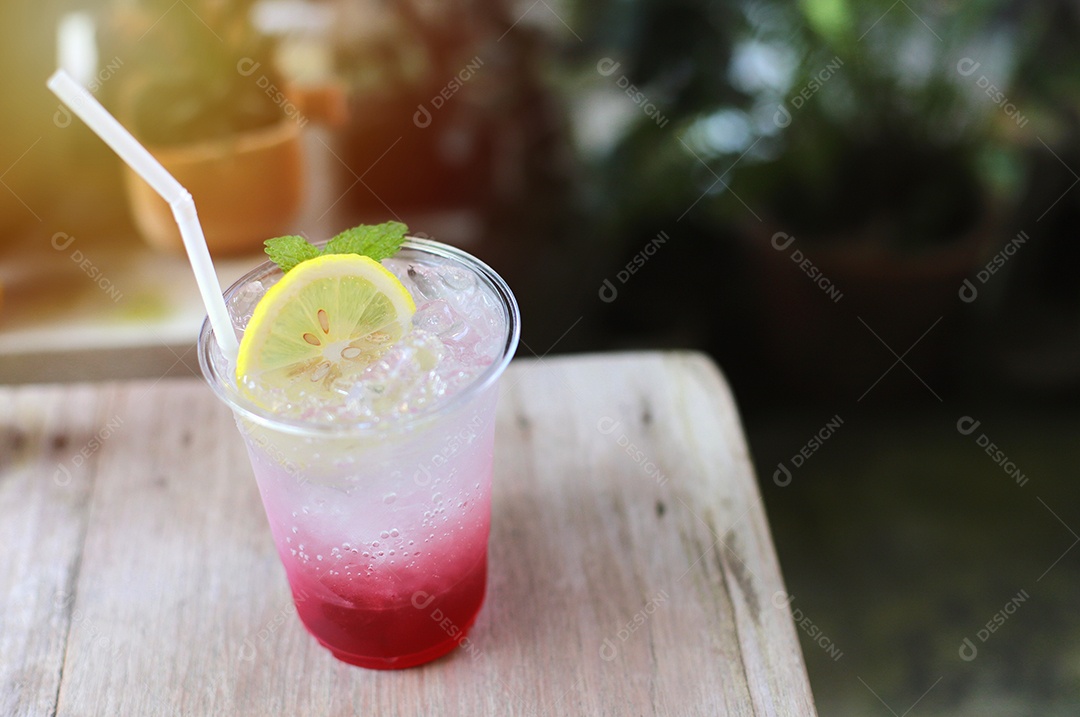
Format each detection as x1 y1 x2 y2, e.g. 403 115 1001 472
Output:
288 548 487 669
201 239 519 670
242 401 496 669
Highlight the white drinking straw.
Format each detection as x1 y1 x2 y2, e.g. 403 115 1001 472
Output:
46 69 240 362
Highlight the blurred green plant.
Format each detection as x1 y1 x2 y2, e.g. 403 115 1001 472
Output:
583 0 1032 251
102 0 284 145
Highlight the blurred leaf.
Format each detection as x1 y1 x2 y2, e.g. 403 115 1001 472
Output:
797 0 853 46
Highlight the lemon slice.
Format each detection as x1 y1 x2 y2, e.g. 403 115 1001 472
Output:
236 254 416 404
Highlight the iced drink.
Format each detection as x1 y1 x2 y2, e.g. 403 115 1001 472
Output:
199 237 519 669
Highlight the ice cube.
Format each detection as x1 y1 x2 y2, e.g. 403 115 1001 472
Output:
413 299 457 335
237 253 507 426
405 264 443 302
228 280 265 327
441 267 476 291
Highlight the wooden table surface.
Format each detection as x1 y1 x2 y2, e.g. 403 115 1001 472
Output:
0 352 817 716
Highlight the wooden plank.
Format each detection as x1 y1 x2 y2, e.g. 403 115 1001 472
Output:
0 384 117 716
52 381 278 716
5 352 816 715
479 352 817 715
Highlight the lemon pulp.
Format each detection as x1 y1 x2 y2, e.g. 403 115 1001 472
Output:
236 254 416 405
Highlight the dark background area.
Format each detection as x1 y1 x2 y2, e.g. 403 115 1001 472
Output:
2 0 1079 713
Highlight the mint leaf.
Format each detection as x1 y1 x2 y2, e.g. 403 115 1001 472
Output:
264 235 320 273
264 222 409 272
323 221 408 262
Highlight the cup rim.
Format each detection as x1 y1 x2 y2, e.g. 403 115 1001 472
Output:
198 237 521 437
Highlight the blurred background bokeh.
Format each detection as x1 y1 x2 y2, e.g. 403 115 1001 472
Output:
2 0 1079 713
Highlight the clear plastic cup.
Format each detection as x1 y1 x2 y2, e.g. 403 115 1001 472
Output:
198 239 520 669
